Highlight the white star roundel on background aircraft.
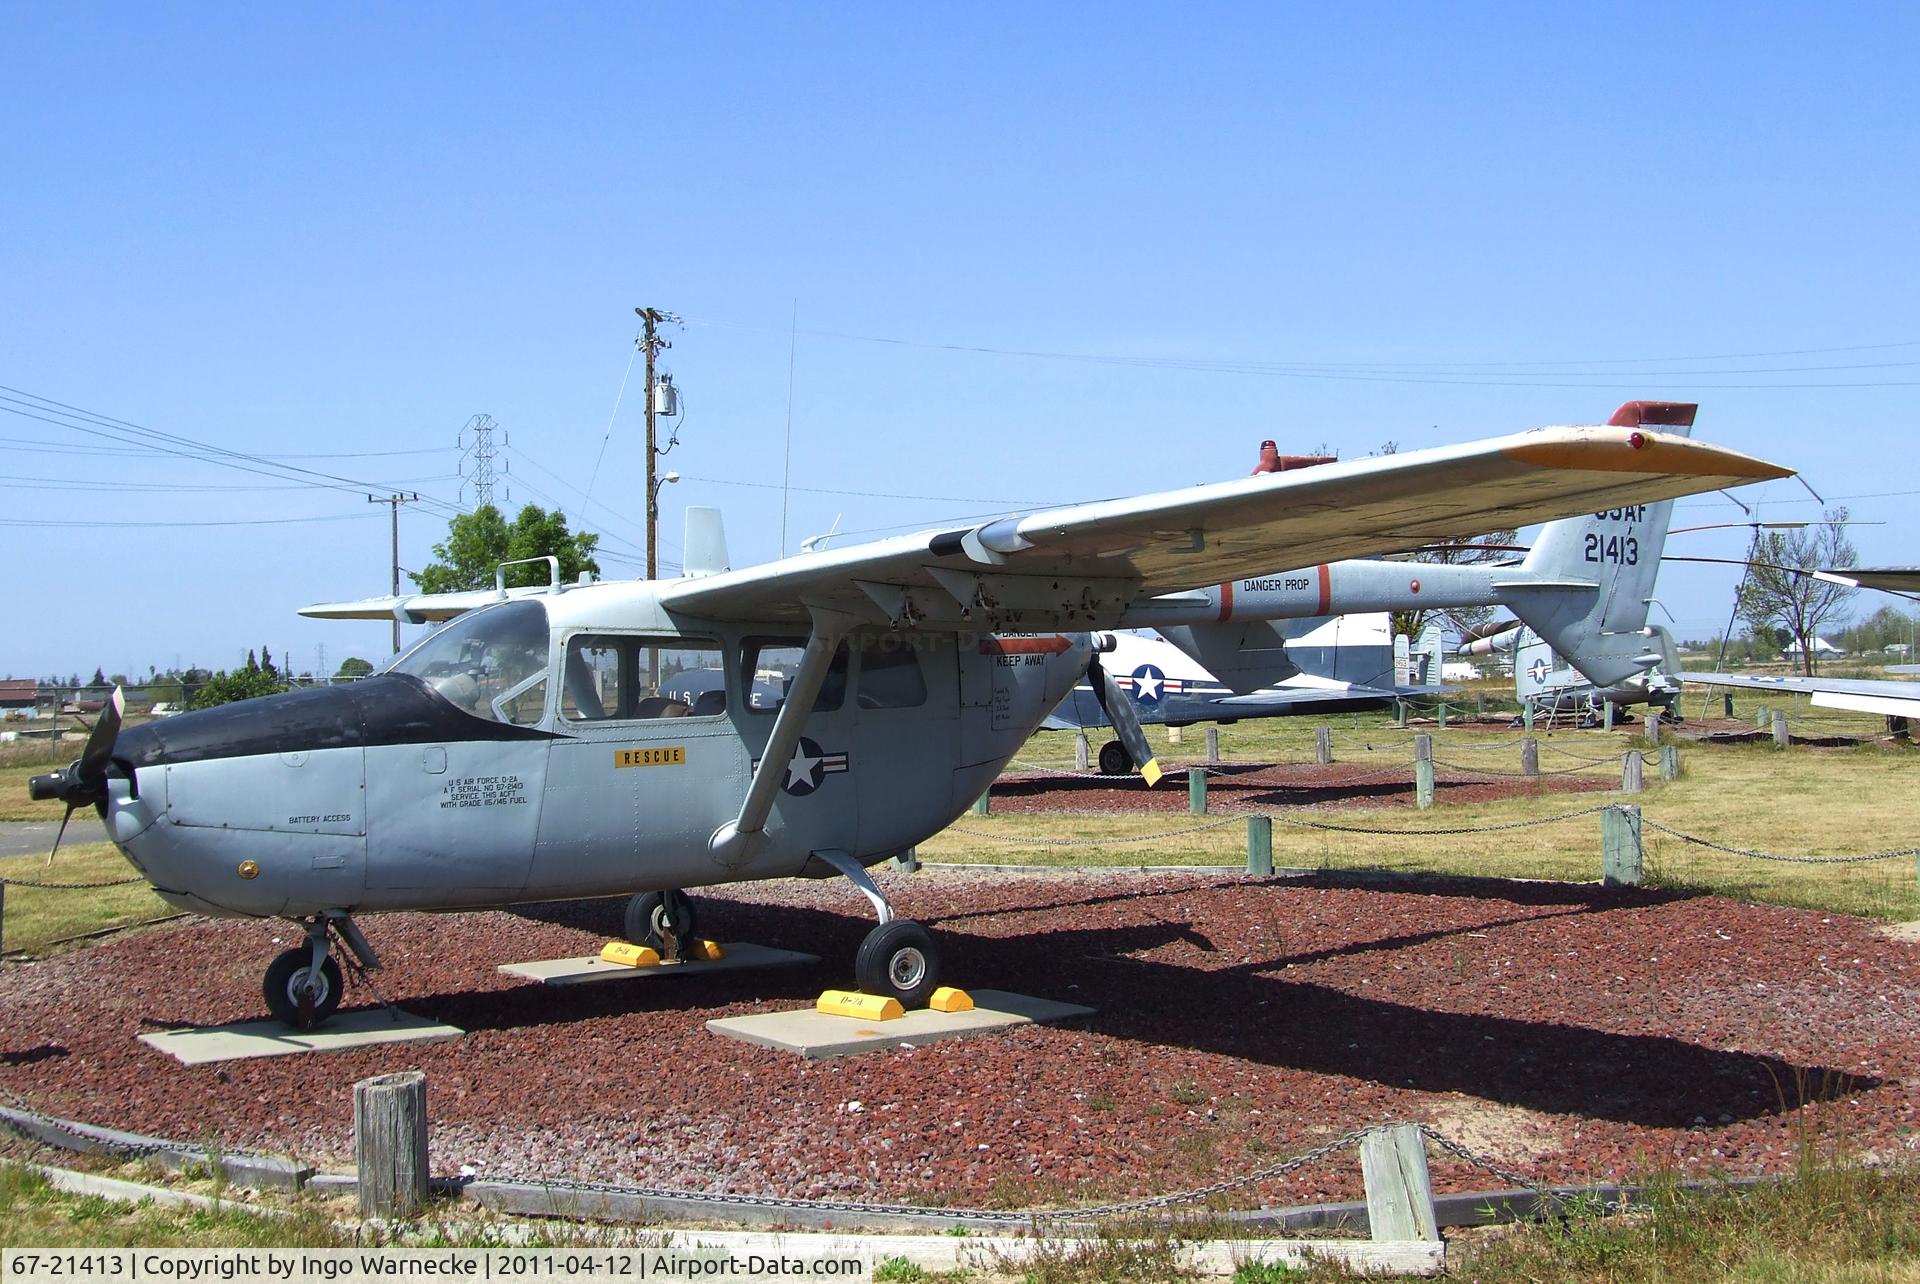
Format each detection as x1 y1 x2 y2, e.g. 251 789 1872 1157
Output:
1131 664 1167 705
1529 657 1551 684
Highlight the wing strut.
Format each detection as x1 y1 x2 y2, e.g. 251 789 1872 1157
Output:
709 607 856 869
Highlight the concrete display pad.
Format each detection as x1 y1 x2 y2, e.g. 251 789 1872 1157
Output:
138 1009 462 1066
707 989 1094 1059
497 941 818 986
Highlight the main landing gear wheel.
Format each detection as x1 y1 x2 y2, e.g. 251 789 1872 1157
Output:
1097 739 1132 776
855 919 940 1008
624 890 699 952
263 948 343 1030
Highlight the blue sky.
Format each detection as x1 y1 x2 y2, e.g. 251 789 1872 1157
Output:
4 3 1915 678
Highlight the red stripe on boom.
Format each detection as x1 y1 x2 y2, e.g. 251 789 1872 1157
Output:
978 635 1072 655
1316 565 1331 615
1218 581 1234 622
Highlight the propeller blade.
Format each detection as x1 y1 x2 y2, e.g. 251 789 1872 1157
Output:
47 803 75 868
78 687 124 782
1087 654 1164 787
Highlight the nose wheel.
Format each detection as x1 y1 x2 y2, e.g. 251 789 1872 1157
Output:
263 948 343 1030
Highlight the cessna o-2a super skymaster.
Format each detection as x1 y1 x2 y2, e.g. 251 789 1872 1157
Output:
31 420 1788 1027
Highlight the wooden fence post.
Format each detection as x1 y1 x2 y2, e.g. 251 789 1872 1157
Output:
1246 816 1273 876
1520 738 1539 777
1167 724 1183 745
892 847 920 874
1393 699 1407 727
1074 733 1090 772
1414 758 1435 810
1436 701 1448 729
1621 751 1644 794
1360 1123 1439 1243
355 1071 429 1220
1602 702 1615 731
1205 726 1220 763
1523 703 1535 731
1188 767 1207 815
1755 706 1771 731
1602 805 1643 887
972 792 991 816
1660 745 1680 780
1643 713 1660 746
1413 733 1432 763
1722 692 1734 719
1315 726 1332 765
1773 711 1791 748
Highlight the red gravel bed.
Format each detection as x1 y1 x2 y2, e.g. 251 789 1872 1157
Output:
2 871 1916 1211
991 760 1615 815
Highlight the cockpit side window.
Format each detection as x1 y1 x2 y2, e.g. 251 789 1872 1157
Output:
386 600 552 725
740 637 848 714
563 634 727 720
855 635 928 709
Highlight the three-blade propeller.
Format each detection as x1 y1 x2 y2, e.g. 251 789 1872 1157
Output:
1085 640 1164 787
27 686 124 865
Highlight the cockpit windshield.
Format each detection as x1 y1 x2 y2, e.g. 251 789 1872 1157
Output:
385 600 551 725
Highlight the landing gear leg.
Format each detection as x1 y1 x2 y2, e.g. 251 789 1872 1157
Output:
813 849 942 1008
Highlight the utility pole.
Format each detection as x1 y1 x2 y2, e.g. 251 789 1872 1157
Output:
635 306 678 581
368 492 420 655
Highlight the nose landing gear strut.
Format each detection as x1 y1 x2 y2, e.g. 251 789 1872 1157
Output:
262 913 382 1030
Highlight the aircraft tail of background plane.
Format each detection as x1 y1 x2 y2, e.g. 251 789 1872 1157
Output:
1497 401 1695 687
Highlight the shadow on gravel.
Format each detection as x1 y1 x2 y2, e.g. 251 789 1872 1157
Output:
492 885 1869 1129
0 1044 68 1067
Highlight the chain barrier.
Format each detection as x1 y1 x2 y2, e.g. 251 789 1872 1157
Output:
947 817 1245 848
1258 804 1614 838
1640 818 1919 866
1428 757 1598 779
0 874 144 890
1539 744 1634 765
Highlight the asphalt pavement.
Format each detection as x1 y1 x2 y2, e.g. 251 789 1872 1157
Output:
0 818 109 858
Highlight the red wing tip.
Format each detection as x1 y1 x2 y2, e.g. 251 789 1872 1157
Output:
1608 400 1698 428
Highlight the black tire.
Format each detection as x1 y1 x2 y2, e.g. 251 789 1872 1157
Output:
624 890 698 951
262 948 344 1030
1097 740 1132 776
854 919 941 1008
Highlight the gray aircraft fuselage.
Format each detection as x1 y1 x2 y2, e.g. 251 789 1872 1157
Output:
94 583 1089 920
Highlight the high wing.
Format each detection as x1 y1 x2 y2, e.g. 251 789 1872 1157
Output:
1684 672 1920 720
302 424 1787 629
657 425 1784 629
1816 566 1920 600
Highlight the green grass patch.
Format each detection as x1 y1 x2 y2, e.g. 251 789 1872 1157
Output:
0 843 172 955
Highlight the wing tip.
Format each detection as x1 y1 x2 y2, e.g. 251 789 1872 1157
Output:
1503 429 1791 481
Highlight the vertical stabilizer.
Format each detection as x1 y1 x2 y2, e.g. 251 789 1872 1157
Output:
1502 401 1694 686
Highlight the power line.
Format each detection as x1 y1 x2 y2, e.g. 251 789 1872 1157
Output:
0 513 382 528
677 473 1058 507
681 317 1920 388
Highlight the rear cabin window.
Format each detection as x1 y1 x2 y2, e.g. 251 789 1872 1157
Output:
855 636 927 709
563 635 727 720
740 638 848 714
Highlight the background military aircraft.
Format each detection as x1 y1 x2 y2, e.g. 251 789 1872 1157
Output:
31 420 1787 1026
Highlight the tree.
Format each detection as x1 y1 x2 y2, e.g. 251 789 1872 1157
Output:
189 664 288 709
412 503 601 594
1738 508 1858 676
1388 531 1521 641
335 656 375 681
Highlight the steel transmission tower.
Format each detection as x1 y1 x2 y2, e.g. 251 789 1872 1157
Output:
458 414 508 509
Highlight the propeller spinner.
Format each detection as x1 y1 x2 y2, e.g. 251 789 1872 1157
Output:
27 686 124 864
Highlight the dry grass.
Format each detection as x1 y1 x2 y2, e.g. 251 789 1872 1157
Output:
926 701 1920 921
